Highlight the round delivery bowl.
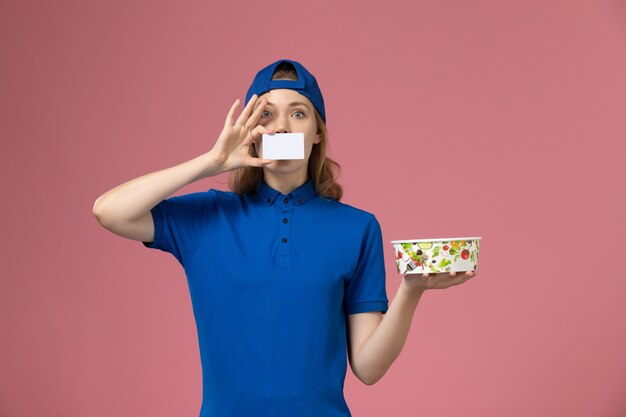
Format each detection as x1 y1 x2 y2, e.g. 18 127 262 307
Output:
390 237 482 275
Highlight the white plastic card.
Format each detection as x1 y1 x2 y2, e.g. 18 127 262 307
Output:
261 133 304 160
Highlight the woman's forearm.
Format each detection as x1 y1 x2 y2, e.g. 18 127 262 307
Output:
357 281 425 385
92 150 222 225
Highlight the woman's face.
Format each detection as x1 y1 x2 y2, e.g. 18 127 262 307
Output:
252 88 321 173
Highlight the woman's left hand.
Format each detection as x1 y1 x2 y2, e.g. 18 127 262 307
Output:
403 270 477 292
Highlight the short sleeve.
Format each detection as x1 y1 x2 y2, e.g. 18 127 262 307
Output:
343 214 389 315
142 190 217 267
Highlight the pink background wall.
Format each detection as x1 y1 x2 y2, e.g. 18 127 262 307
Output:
2 1 625 416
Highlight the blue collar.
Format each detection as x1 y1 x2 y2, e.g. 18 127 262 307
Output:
256 177 318 206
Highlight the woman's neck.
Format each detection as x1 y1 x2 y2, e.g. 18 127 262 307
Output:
262 168 308 195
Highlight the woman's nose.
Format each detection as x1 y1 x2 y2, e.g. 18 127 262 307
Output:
272 114 290 133
272 122 290 133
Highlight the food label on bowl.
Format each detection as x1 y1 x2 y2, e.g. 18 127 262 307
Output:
392 239 481 274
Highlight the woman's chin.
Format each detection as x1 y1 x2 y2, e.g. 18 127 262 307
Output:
263 159 305 172
267 159 291 167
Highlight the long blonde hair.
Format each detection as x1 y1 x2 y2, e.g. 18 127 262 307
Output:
228 62 343 201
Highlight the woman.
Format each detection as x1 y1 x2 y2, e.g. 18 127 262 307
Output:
93 59 476 417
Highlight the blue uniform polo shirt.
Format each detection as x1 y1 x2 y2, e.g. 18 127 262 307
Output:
142 176 389 417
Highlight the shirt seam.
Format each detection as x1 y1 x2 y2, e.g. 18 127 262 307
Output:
185 190 215 269
345 300 388 314
150 204 165 250
345 300 388 306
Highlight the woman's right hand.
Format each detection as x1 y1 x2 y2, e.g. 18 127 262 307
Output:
209 94 275 174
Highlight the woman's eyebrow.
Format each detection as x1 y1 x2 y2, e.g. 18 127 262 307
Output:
264 101 310 110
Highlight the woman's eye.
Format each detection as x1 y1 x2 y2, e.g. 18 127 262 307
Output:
261 110 306 118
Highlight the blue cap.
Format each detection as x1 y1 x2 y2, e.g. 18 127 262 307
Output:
245 59 326 125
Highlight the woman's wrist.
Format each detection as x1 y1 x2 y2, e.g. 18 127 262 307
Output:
399 278 426 297
194 150 225 180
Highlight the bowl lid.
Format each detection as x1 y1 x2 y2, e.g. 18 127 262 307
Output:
390 237 482 244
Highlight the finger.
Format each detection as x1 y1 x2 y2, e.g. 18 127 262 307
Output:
244 124 274 146
243 125 260 146
247 155 274 167
457 272 473 284
225 98 240 127
234 94 258 127
244 96 267 131
446 274 469 287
